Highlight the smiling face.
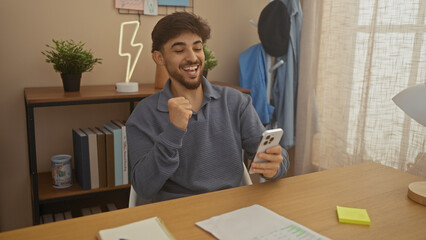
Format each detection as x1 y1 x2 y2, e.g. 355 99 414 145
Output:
153 32 205 90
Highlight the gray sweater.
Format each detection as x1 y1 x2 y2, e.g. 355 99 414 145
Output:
126 78 289 201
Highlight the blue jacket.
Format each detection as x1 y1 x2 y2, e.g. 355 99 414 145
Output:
272 0 303 149
239 44 275 124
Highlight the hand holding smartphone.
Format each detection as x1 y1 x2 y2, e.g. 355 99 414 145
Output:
249 128 283 174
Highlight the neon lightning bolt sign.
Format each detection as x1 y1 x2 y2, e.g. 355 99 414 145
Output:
118 21 143 85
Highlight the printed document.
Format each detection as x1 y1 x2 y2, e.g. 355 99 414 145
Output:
196 204 330 240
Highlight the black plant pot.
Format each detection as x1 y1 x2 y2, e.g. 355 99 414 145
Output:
203 70 208 78
61 73 82 92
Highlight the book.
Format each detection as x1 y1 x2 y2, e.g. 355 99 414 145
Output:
99 127 115 187
64 211 73 219
72 128 91 190
104 122 123 186
92 127 107 188
97 217 175 240
336 206 371 226
81 128 100 189
81 208 91 216
54 213 64 221
42 214 53 224
91 206 102 214
106 203 117 211
112 120 128 185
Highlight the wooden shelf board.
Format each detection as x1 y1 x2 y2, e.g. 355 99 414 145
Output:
24 84 160 104
24 82 250 105
38 172 130 201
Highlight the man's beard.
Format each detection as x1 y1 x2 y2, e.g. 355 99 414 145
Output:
165 61 204 90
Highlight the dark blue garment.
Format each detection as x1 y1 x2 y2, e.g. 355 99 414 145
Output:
239 44 275 124
272 0 303 149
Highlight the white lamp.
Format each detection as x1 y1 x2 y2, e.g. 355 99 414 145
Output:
392 82 426 126
392 82 426 206
116 21 143 93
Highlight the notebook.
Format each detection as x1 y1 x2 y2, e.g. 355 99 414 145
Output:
97 217 175 240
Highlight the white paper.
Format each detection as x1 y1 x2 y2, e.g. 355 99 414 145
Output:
196 204 330 240
144 0 158 15
98 217 174 240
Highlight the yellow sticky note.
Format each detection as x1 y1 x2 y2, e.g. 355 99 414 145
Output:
336 206 370 226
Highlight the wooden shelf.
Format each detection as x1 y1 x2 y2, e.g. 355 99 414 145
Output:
38 172 130 202
24 82 249 105
24 83 161 105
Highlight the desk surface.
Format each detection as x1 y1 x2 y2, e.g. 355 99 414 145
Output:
2 162 425 240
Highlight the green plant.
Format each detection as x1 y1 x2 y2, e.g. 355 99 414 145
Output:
42 39 102 74
203 44 218 71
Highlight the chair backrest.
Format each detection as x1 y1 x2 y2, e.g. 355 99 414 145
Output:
240 161 253 186
128 186 151 208
128 161 253 208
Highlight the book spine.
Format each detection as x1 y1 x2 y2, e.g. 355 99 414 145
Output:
104 123 123 186
121 124 128 185
93 127 107 188
72 129 91 190
100 127 115 187
113 120 128 185
82 128 100 189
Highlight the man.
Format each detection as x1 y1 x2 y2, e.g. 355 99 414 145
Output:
126 12 289 202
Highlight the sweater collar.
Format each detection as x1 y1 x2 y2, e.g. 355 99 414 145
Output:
157 77 221 113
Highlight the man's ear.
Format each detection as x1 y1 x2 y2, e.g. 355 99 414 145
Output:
152 51 165 65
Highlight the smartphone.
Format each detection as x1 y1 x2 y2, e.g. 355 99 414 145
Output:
249 128 283 174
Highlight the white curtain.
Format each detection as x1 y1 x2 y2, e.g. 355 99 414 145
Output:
295 0 426 177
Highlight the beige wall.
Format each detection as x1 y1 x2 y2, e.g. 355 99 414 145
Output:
0 0 269 231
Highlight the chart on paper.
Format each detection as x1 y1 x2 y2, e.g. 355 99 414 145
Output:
196 204 330 240
251 224 328 240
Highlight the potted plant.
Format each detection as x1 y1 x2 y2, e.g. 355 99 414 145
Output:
42 39 102 92
203 44 218 78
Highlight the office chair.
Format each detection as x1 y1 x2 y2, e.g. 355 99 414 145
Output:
128 156 253 208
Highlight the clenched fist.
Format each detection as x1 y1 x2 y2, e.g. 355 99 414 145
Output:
168 97 193 130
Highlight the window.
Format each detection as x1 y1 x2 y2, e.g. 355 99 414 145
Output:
309 0 426 175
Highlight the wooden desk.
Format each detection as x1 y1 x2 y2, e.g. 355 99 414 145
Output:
2 162 425 240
